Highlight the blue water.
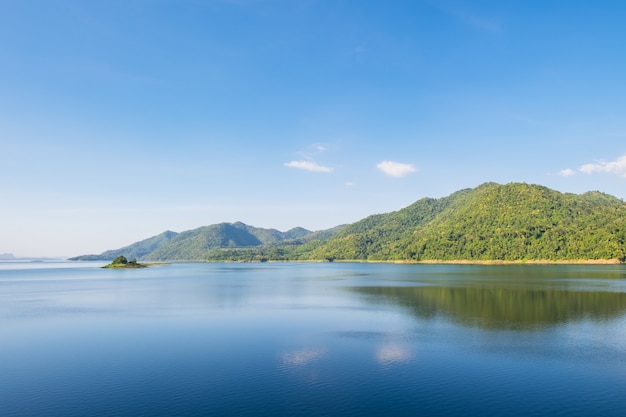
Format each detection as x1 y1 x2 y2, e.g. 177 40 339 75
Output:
1 261 625 416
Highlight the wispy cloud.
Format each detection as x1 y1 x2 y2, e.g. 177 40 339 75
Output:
558 168 576 177
429 1 502 34
286 143 334 173
452 9 502 34
297 142 330 159
376 161 416 178
580 154 626 178
558 154 626 178
285 160 333 173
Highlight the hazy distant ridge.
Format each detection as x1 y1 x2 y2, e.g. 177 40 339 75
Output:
69 231 178 261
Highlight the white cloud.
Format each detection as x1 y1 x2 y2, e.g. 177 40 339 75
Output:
298 143 329 158
344 181 357 187
580 154 626 178
376 160 417 177
558 168 576 177
284 160 333 173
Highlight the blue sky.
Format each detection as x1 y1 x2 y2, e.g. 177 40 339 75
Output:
1 0 626 257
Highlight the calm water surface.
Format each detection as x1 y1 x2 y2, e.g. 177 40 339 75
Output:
1 261 625 416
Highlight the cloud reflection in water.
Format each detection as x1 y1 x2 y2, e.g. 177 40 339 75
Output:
281 348 327 367
375 344 413 365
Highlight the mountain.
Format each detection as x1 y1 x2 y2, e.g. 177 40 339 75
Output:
145 223 264 260
145 223 349 261
69 231 178 261
0 253 16 260
69 222 342 261
69 183 626 263
306 182 626 262
303 187 470 261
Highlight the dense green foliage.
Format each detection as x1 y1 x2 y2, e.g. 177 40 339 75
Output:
112 255 128 265
102 255 146 268
71 222 344 261
70 183 626 263
144 223 346 261
309 183 626 262
304 189 470 261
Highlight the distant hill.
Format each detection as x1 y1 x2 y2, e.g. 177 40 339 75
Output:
69 223 344 261
0 253 16 260
69 231 178 261
69 183 626 263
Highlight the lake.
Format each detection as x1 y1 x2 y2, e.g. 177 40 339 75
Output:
1 261 625 416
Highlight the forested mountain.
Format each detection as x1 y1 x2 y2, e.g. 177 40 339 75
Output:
306 182 626 262
69 183 626 263
69 222 341 261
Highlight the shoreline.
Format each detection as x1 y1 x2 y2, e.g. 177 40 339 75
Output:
198 258 625 265
384 259 624 265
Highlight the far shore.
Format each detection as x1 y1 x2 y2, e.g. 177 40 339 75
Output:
194 258 625 265
385 259 624 265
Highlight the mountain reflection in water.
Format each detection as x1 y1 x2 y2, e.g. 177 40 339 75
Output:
351 285 626 330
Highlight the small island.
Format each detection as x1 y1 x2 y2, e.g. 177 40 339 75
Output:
102 255 148 269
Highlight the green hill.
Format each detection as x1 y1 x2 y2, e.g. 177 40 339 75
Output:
144 223 349 261
146 223 264 260
306 182 626 262
303 188 471 261
69 183 626 263
69 231 178 261
69 222 342 261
